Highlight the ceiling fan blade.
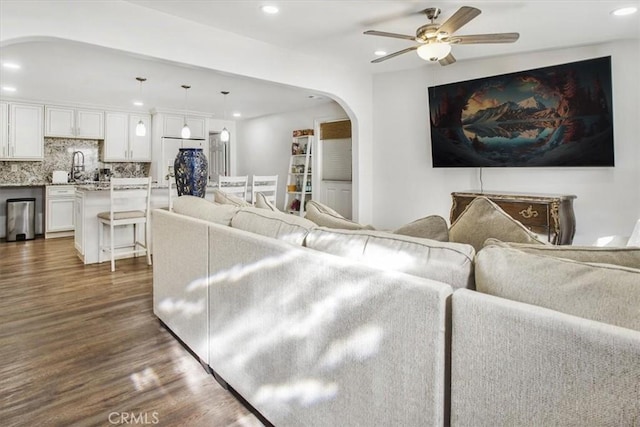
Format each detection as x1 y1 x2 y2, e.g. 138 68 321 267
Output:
437 6 481 36
363 30 415 41
371 46 418 63
449 33 520 44
439 52 456 66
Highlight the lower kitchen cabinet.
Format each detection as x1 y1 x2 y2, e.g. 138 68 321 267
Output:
45 185 75 238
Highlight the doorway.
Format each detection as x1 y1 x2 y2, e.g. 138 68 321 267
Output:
209 132 230 181
314 118 352 219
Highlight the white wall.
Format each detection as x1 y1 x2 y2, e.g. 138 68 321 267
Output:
236 102 347 210
373 40 640 244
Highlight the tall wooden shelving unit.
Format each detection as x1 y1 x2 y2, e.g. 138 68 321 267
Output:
284 130 313 216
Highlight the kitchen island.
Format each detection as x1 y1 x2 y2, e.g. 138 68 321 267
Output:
74 183 217 265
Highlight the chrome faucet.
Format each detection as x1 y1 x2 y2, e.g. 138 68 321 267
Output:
70 151 85 181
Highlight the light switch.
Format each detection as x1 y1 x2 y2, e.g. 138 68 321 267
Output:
11 164 18 172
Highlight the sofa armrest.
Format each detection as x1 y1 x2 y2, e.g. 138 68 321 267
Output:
152 208 211 363
451 289 640 426
207 223 453 427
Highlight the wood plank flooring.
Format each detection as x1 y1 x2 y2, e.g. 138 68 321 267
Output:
0 237 263 427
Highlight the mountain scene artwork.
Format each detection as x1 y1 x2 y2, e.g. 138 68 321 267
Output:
428 56 614 167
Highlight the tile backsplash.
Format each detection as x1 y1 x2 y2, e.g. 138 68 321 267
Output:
0 138 150 185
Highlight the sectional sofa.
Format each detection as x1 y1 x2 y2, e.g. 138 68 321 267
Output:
152 195 640 427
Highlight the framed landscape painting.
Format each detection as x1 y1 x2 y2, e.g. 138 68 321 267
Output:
428 56 614 167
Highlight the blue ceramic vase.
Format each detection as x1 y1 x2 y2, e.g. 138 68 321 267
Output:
174 148 208 197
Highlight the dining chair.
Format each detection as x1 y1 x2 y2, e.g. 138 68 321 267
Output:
218 175 248 201
97 177 152 272
251 175 278 205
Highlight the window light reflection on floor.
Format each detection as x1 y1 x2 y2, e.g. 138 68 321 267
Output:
130 367 162 392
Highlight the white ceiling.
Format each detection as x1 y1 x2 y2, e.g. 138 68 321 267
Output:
1 1 638 119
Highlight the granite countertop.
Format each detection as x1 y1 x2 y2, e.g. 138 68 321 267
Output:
75 182 219 191
2 181 220 190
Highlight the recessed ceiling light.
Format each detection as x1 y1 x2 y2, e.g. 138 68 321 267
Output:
232 112 241 118
612 6 637 16
2 62 21 70
133 101 144 106
261 5 279 14
2 86 17 92
374 50 387 56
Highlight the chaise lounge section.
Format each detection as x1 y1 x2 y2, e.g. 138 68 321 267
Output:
152 196 640 426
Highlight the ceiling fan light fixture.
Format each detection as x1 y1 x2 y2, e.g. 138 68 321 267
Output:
417 43 451 62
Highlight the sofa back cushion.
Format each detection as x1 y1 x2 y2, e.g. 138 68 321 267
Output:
305 227 475 289
449 196 546 251
393 215 449 242
172 195 238 226
231 207 316 245
485 238 640 269
305 200 374 230
475 246 640 331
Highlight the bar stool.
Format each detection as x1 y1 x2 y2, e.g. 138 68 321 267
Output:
97 177 152 272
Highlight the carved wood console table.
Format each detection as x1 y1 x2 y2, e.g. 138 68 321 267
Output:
450 191 577 245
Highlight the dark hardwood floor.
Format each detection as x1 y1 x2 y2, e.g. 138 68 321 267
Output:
0 237 262 427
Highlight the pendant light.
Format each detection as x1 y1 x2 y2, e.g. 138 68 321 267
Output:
135 77 147 136
220 91 230 142
181 84 191 139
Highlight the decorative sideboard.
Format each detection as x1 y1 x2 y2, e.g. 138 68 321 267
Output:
451 191 577 245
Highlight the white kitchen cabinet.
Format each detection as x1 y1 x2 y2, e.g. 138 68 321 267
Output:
103 111 151 162
0 103 7 157
74 191 84 255
0 102 44 160
45 185 75 238
163 115 206 139
76 109 104 139
45 106 104 139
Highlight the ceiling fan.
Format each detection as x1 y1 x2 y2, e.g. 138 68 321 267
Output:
364 6 519 66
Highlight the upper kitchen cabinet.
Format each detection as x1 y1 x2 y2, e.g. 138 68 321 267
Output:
103 111 151 162
0 101 44 161
45 106 104 139
163 115 206 139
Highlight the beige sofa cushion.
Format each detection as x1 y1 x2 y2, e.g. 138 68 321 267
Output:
231 207 316 245
394 215 449 242
212 188 251 207
171 195 238 226
254 192 279 212
449 196 546 251
305 200 374 230
305 227 475 289
485 238 640 269
475 246 640 331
